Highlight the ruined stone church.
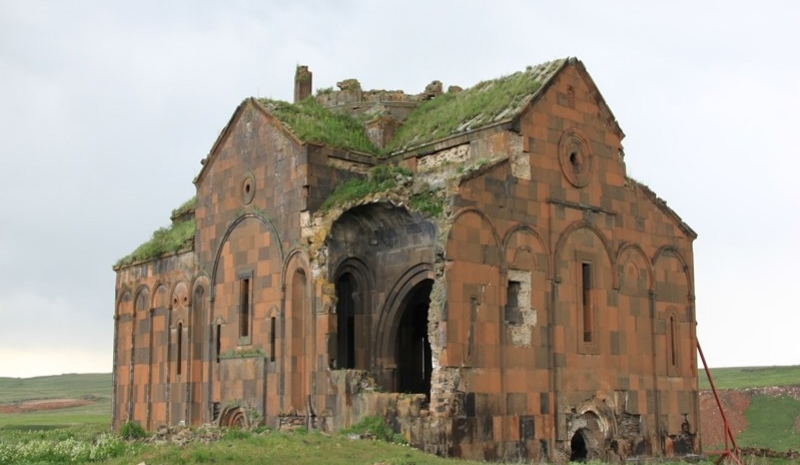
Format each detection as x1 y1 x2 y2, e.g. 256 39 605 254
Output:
113 57 700 462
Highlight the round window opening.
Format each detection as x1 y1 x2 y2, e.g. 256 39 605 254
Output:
241 173 256 205
558 130 593 188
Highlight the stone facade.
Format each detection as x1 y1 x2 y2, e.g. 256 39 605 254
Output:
113 58 700 462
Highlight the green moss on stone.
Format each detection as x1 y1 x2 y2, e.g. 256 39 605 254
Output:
116 196 197 267
259 97 378 154
319 165 411 212
385 59 564 153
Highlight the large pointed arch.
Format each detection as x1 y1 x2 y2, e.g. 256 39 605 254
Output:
282 248 313 411
376 263 435 392
331 257 373 370
210 213 284 299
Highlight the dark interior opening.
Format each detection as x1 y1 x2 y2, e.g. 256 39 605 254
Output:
335 272 357 369
395 279 433 396
570 430 588 462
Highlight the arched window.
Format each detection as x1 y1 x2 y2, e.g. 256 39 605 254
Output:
667 313 679 376
176 322 183 376
581 263 594 344
335 273 359 369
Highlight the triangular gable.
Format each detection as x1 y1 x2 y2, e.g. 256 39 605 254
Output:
516 57 624 140
193 98 303 185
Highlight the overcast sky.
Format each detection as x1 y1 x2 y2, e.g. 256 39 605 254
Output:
1 1 798 378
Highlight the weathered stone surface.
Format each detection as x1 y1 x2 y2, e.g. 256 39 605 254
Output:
113 59 698 463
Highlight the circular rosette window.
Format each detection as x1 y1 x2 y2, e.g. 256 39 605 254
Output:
241 172 256 205
558 129 593 188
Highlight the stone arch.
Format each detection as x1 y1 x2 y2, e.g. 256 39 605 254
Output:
186 279 206 424
152 283 169 311
285 254 311 410
376 263 435 392
210 213 284 299
113 290 133 427
554 222 615 353
664 306 680 376
616 243 653 295
652 246 695 434
170 281 190 310
446 207 502 366
554 220 615 285
332 257 373 370
447 207 502 262
218 406 248 428
502 226 550 346
502 224 552 275
280 248 311 290
134 285 151 313
567 409 608 462
652 246 693 301
131 285 150 427
191 275 210 364
266 305 281 363
116 290 133 317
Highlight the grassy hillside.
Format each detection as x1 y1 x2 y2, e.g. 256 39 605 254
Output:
0 373 112 429
0 373 110 403
699 365 800 390
738 394 800 451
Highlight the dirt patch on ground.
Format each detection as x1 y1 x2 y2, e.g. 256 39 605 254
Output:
0 398 94 414
700 389 751 449
700 385 800 451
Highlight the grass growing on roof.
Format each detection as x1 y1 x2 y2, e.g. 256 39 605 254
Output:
409 190 444 217
319 165 411 212
260 97 378 154
115 216 194 267
385 59 563 153
170 195 196 219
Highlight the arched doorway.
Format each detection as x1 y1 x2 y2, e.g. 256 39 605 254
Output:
219 407 247 429
570 429 589 462
335 272 358 369
395 279 433 395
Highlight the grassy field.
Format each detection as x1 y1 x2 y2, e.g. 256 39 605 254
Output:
2 370 798 464
0 373 111 429
737 394 800 451
0 373 111 403
698 365 800 390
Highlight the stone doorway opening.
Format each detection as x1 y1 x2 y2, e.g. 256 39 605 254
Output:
570 428 589 462
335 272 358 369
395 279 433 396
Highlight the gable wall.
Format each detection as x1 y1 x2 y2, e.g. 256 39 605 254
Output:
441 63 697 460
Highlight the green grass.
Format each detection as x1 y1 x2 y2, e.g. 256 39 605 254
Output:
171 196 196 220
737 394 800 451
115 216 194 267
409 190 444 217
0 425 490 465
259 97 378 155
0 374 110 403
0 425 717 465
259 60 565 157
385 59 564 153
319 165 411 212
699 366 800 390
0 374 111 429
